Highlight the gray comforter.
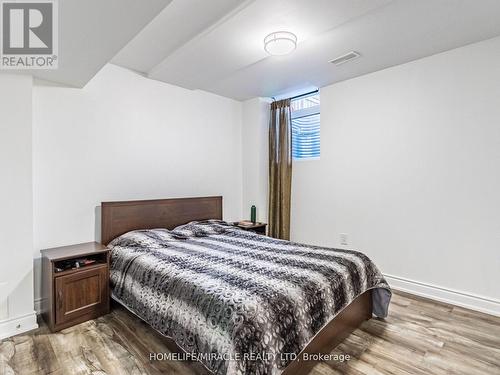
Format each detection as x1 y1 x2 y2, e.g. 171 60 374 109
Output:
109 220 391 375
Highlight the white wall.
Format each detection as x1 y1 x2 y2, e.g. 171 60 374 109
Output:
242 98 270 222
24 36 500 318
33 64 243 300
290 36 500 313
0 74 38 339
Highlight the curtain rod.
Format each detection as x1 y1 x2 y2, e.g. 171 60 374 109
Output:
288 89 319 101
271 89 319 102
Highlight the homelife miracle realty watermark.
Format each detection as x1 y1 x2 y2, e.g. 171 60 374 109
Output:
0 0 58 69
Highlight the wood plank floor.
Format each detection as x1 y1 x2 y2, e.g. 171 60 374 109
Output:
1 291 499 375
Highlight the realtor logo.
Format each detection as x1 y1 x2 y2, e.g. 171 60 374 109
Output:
1 0 58 69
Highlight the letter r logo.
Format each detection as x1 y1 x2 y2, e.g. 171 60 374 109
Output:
2 1 53 54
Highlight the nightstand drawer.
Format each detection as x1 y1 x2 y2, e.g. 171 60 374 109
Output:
54 265 108 326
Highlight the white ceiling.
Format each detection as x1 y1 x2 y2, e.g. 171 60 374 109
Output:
24 0 172 87
112 0 247 74
111 0 500 101
15 0 500 97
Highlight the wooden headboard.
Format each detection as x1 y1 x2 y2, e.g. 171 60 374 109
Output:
101 196 222 245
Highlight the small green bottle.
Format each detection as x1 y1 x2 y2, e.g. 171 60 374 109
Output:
251 205 256 223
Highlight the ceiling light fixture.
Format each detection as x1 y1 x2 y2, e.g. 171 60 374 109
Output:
264 31 297 56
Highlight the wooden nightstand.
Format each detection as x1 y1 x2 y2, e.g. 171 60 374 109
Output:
234 222 267 235
40 242 110 332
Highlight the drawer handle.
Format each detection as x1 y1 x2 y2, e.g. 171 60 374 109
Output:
58 290 63 309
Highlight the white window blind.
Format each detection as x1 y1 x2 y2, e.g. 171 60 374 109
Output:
291 93 320 160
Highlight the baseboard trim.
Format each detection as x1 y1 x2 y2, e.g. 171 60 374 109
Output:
384 273 500 317
34 297 42 315
0 311 38 340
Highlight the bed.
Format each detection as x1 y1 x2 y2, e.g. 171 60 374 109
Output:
101 196 391 375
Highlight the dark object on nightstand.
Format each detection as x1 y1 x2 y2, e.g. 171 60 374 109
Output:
234 221 267 235
250 205 257 223
40 242 110 332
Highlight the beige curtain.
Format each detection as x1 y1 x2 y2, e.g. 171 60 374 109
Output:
268 99 292 240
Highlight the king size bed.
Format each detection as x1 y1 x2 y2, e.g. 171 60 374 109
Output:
101 196 391 375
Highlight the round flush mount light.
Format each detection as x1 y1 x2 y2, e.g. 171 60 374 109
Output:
264 31 297 56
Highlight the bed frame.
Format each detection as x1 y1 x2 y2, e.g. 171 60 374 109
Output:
101 196 222 245
101 196 372 375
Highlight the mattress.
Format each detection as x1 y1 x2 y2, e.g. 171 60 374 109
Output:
109 220 391 375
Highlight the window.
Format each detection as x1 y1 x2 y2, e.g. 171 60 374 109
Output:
291 92 320 160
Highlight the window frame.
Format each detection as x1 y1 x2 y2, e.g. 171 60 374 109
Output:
290 92 320 161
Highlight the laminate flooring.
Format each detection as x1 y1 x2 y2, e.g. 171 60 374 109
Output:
1 291 499 375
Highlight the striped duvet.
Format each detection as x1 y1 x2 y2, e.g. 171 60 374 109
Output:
109 220 391 375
